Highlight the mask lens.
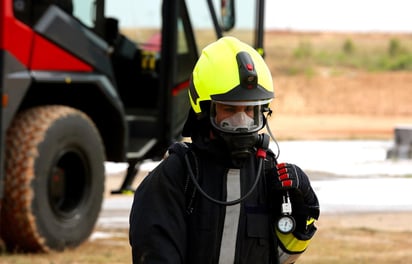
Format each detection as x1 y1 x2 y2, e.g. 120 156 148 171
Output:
220 111 256 132
211 101 264 133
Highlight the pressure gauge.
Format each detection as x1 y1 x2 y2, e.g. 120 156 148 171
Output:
277 215 296 234
276 191 296 234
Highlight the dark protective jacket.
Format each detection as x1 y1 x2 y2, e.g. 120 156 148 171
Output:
129 137 318 263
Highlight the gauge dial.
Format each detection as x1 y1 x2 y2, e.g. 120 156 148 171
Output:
277 215 296 234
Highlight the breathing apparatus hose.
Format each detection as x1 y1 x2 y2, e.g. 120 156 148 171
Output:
184 146 267 206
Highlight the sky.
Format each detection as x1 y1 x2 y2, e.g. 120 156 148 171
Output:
105 0 412 33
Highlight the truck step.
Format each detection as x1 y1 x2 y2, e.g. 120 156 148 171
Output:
126 138 157 160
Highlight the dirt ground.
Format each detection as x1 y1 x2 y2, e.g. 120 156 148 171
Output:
265 70 412 263
267 71 412 140
301 212 412 263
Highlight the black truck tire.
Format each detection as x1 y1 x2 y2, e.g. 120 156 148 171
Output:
1 105 105 252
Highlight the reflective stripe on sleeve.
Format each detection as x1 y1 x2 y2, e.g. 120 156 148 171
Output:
278 246 302 264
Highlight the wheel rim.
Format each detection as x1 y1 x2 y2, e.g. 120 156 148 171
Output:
48 148 90 220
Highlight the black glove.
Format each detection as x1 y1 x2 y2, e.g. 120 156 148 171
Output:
274 163 320 220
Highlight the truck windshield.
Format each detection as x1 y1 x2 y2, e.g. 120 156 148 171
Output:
186 0 257 50
72 0 95 27
46 0 258 56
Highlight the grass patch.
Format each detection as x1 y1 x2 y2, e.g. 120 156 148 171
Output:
265 31 412 75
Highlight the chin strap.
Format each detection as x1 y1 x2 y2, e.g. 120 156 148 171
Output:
185 133 270 206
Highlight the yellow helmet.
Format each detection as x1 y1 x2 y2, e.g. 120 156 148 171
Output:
188 36 274 115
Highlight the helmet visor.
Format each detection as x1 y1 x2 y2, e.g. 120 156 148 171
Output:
210 100 270 134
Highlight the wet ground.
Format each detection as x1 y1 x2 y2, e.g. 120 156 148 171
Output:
96 140 412 233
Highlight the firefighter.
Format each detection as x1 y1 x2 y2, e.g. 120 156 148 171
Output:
129 36 320 264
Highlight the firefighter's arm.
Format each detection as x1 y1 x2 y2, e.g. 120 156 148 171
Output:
273 163 320 264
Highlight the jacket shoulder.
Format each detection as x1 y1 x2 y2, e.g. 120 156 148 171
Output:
167 142 193 159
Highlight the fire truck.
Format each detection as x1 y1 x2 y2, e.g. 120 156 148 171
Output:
0 0 266 252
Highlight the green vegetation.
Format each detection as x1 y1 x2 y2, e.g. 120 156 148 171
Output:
294 38 412 72
264 32 412 75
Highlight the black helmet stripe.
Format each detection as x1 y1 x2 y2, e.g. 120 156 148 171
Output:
189 77 199 103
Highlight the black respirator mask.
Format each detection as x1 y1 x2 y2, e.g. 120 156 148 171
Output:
210 100 271 164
